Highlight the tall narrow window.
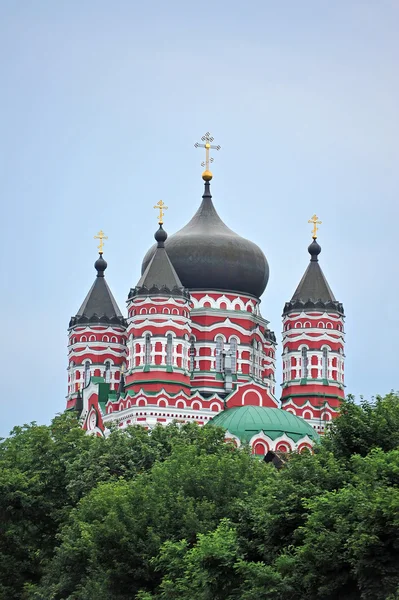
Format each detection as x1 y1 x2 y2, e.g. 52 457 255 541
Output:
84 361 90 386
144 334 151 364
215 336 224 372
230 338 237 374
189 336 196 372
105 361 111 383
252 340 258 378
166 334 173 366
301 348 308 378
322 348 328 379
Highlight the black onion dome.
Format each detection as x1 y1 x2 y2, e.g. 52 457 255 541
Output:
141 182 269 298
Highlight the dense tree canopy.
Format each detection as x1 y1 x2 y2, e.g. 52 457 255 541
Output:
1 393 399 599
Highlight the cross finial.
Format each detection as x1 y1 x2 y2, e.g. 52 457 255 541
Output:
194 132 221 181
154 200 168 224
308 214 322 239
94 230 108 254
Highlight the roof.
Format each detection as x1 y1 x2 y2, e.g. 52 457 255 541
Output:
208 405 319 443
130 225 189 299
136 244 183 291
291 261 336 304
69 254 126 328
283 239 344 316
141 181 269 298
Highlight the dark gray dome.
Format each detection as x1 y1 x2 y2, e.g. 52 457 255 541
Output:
141 182 269 298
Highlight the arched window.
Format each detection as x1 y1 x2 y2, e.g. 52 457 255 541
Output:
84 361 90 386
230 338 237 374
322 347 328 379
144 334 151 364
301 348 308 378
215 336 224 372
166 334 173 366
105 361 111 383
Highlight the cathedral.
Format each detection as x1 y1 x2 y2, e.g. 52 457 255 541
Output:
66 134 345 454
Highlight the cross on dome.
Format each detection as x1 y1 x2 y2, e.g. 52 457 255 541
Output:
153 200 168 224
94 230 108 254
308 214 322 239
194 132 221 181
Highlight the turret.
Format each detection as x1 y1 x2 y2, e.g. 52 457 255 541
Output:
125 220 193 395
281 217 345 434
67 231 127 407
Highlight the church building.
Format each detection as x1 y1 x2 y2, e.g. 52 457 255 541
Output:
66 134 345 454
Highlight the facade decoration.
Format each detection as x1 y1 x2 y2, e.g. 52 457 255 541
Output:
66 134 344 451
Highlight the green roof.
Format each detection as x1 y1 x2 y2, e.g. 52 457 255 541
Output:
208 405 319 443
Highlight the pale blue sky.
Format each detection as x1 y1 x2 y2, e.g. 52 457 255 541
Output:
1 1 398 437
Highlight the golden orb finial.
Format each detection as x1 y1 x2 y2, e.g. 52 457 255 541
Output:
194 132 221 180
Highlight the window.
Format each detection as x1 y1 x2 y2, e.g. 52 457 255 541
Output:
301 348 308 378
322 348 328 379
84 361 90 386
166 334 173 366
105 361 111 383
189 336 196 372
215 336 224 372
230 338 237 374
252 340 260 379
144 334 151 364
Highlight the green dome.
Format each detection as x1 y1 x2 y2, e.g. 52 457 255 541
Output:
208 405 319 444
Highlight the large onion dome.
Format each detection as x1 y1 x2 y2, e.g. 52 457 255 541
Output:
208 405 319 444
141 181 269 298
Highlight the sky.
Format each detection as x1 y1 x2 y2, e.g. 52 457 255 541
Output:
0 0 398 437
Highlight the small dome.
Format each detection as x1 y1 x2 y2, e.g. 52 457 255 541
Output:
154 224 168 246
208 405 318 444
141 182 269 298
94 254 107 277
308 239 321 261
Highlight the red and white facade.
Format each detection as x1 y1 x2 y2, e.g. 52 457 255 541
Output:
281 307 345 435
66 323 127 400
67 180 345 446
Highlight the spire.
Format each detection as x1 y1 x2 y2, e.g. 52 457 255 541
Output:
69 233 126 327
290 239 336 304
283 218 344 315
131 223 188 298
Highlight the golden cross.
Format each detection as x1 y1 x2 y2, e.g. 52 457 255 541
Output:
154 200 168 224
308 214 322 239
194 132 221 178
94 230 108 254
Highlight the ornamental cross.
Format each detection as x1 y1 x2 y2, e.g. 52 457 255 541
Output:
194 132 221 173
94 230 108 254
308 214 322 239
154 200 168 224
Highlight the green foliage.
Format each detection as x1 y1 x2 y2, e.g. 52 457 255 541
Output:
1 392 399 599
323 393 399 458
